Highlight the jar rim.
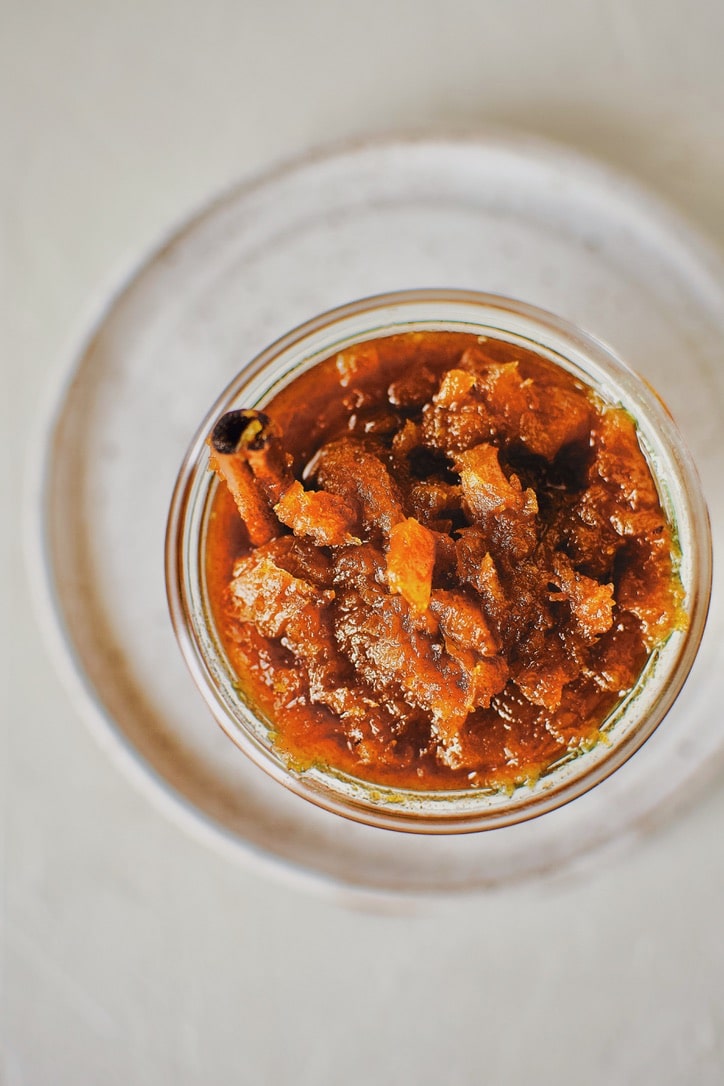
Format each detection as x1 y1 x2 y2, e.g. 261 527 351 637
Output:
165 290 712 834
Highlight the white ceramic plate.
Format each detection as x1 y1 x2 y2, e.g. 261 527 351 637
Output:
33 134 724 897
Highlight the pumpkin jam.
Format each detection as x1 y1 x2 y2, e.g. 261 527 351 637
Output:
204 332 684 791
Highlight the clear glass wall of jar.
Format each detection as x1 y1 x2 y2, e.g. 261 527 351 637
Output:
165 291 711 833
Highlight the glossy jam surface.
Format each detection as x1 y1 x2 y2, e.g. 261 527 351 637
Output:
205 332 683 790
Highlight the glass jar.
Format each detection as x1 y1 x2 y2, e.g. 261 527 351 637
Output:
165 290 711 833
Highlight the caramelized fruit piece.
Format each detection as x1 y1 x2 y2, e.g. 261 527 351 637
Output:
385 517 437 613
274 480 360 546
312 438 405 539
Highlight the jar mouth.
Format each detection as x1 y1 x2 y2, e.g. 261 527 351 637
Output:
165 289 712 834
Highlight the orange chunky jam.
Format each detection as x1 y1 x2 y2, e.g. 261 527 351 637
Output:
205 331 684 791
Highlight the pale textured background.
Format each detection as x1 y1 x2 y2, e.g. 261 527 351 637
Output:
3 2 724 1083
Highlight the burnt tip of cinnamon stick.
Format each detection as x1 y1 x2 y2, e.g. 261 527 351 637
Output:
210 410 272 454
